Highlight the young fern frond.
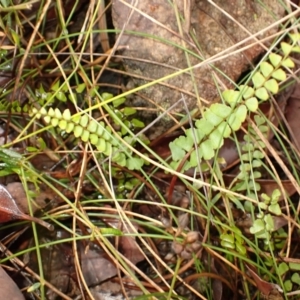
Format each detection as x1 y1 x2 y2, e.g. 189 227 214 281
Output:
30 106 145 170
32 107 116 151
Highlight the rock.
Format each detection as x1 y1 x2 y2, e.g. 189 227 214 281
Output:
112 0 285 133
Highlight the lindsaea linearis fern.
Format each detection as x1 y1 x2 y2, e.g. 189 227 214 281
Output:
31 33 300 171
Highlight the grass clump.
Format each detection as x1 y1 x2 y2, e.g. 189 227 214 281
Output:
0 1 299 300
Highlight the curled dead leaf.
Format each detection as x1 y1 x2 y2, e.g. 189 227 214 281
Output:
0 184 53 230
246 265 283 300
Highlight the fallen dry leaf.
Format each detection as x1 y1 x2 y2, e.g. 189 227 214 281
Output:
103 209 145 265
0 266 25 300
24 229 77 300
6 182 57 214
0 184 53 230
246 265 283 300
81 244 117 286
